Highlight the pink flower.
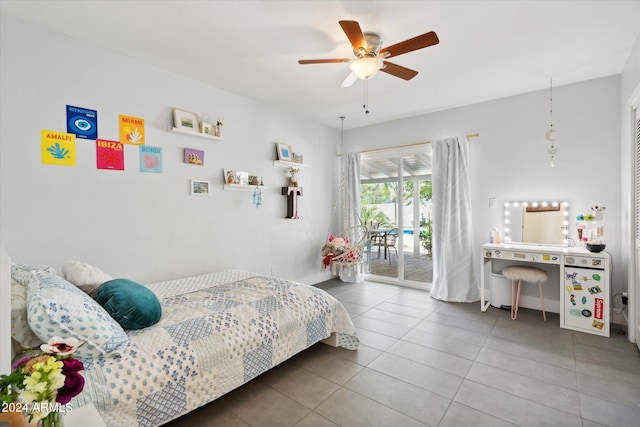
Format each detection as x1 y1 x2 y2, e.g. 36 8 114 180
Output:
61 357 84 374
12 357 31 370
56 371 85 404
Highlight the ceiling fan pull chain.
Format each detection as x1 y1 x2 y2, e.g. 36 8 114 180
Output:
363 80 370 114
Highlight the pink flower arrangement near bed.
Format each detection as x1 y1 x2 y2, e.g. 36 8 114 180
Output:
10 264 359 427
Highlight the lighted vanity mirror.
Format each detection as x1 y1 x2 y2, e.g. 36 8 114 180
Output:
503 201 569 246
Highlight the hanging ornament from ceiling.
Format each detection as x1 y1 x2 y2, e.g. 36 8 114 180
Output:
544 77 558 167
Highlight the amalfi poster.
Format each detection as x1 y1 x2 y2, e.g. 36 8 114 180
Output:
41 130 76 166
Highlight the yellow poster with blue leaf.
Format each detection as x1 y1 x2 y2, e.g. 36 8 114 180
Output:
41 130 76 166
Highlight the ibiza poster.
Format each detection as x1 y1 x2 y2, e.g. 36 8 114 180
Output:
41 130 76 166
120 114 145 145
96 139 124 171
66 105 98 140
140 145 162 173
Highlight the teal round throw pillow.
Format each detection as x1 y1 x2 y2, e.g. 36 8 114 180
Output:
96 279 162 329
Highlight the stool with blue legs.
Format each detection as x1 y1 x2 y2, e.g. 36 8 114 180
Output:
502 266 548 321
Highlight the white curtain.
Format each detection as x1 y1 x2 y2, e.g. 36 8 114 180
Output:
339 153 364 283
430 136 479 302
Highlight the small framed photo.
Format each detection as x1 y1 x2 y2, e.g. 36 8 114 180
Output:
276 143 292 161
235 171 249 186
200 121 212 135
184 148 204 165
190 179 210 196
173 108 199 131
293 153 303 163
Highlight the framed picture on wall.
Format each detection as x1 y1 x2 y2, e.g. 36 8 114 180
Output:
276 143 292 161
200 121 212 135
184 148 204 165
173 108 199 132
190 179 210 196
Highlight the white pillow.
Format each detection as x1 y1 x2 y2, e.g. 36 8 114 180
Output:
11 278 43 349
26 269 129 358
61 261 112 298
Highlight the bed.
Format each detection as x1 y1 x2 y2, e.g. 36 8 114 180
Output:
10 264 359 427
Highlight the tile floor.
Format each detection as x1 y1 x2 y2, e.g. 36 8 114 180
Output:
166 279 640 427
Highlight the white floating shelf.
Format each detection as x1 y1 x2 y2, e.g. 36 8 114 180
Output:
168 126 224 141
224 184 267 191
273 160 308 168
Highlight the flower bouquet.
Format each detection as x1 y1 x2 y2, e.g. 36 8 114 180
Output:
0 337 84 427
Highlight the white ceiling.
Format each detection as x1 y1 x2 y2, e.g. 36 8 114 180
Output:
2 1 639 130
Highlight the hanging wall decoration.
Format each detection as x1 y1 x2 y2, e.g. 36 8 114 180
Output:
41 130 76 166
119 114 145 145
544 78 558 167
96 139 124 170
184 148 204 165
282 186 302 219
139 145 163 173
253 187 262 208
66 105 98 140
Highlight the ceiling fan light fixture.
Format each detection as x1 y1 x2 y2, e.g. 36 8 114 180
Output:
349 57 383 80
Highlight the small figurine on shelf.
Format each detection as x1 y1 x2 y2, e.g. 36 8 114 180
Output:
215 117 224 137
289 168 300 187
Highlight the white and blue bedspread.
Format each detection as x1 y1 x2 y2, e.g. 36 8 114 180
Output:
72 270 359 426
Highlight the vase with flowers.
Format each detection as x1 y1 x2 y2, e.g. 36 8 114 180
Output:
0 337 85 427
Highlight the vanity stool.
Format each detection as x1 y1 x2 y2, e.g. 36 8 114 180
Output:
502 266 547 321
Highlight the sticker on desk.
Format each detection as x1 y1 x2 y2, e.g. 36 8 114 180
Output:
565 286 572 293
594 298 604 320
592 273 601 281
581 309 592 317
592 320 604 330
566 272 578 285
581 296 587 305
570 294 576 305
588 286 602 295
542 254 551 261
569 309 582 317
573 284 582 291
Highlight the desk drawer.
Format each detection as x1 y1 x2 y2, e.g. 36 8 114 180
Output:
484 249 561 265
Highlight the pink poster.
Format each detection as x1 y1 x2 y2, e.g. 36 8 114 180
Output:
96 139 124 170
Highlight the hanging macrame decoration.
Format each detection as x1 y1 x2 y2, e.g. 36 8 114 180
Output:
252 186 262 208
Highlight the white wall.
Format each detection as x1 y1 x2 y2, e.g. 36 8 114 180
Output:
343 75 624 300
0 15 339 285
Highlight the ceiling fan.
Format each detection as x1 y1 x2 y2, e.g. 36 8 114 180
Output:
298 20 439 87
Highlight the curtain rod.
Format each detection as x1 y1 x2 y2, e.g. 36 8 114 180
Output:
337 133 479 157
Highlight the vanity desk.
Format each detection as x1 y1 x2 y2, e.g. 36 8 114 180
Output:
480 243 611 337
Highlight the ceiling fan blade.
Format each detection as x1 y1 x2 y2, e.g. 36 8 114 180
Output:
340 72 358 88
339 20 366 51
298 58 351 64
379 31 439 59
381 61 419 80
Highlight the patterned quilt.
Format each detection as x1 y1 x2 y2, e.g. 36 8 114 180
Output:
72 270 359 426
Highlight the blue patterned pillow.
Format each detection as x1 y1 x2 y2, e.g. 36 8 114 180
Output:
26 269 129 358
11 263 57 286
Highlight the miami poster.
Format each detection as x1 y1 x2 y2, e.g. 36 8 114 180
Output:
140 145 162 173
120 114 145 145
41 130 76 166
66 105 98 140
96 139 124 170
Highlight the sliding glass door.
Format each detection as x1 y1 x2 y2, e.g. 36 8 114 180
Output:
360 144 433 288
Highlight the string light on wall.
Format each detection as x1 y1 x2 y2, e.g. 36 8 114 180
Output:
544 77 558 167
